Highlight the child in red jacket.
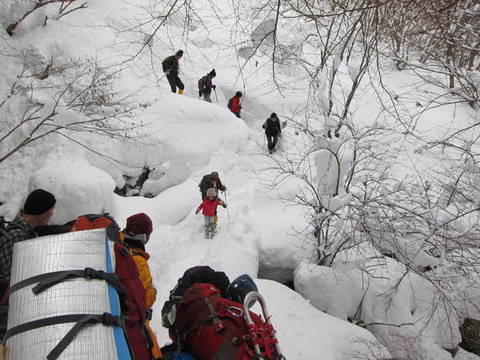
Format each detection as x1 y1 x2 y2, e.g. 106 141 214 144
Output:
196 188 226 238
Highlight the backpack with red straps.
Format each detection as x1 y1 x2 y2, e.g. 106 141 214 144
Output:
72 213 155 360
174 282 283 360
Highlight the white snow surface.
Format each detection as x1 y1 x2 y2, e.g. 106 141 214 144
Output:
1 0 479 359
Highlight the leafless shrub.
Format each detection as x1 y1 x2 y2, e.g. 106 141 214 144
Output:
0 45 138 164
6 0 87 36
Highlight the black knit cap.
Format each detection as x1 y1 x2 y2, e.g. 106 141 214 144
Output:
175 50 184 57
209 69 216 77
23 189 56 215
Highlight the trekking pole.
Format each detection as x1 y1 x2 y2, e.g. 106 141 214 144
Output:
223 191 230 224
214 88 218 103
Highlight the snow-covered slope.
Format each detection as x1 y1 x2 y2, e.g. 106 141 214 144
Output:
1 0 479 359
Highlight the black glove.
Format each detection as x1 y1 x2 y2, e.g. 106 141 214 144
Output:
222 204 227 208
212 85 216 89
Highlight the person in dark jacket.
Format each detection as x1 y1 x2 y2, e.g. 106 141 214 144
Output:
262 113 282 154
0 189 56 339
228 91 242 118
199 69 216 103
198 171 226 200
162 50 185 94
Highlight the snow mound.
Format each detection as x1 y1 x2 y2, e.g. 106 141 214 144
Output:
29 159 115 224
295 258 464 360
258 279 391 360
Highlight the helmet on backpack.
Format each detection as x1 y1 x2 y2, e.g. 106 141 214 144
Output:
226 274 258 307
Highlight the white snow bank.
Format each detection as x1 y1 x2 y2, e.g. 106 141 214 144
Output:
29 159 115 224
294 261 365 320
258 279 391 360
295 258 463 360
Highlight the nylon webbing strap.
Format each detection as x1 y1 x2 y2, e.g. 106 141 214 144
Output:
47 313 123 360
5 313 124 360
8 268 124 295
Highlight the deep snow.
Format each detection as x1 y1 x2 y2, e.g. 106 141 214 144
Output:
1 0 479 359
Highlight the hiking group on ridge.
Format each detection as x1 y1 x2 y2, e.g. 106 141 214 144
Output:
162 50 242 116
162 50 284 155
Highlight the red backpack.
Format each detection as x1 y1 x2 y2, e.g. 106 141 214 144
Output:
73 214 154 360
174 283 282 360
72 213 121 242
113 242 154 360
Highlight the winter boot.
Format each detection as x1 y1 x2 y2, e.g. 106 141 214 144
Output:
178 89 184 95
208 223 216 238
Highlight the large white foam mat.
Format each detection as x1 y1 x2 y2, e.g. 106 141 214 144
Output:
6 229 121 360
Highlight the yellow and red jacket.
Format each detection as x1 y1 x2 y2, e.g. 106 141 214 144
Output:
119 232 157 309
129 247 157 309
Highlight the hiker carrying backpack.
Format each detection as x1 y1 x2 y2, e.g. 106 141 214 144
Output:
164 272 284 360
0 189 56 340
262 113 282 154
198 69 216 103
73 213 158 360
162 50 185 94
161 266 230 332
228 91 243 118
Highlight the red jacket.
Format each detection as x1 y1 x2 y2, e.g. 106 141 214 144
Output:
230 96 241 114
197 198 224 216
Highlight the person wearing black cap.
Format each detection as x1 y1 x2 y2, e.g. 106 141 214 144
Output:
0 188 56 339
262 113 282 154
162 50 185 94
198 69 216 103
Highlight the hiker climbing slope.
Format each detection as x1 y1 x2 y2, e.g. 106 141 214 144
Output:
198 69 216 103
162 50 185 94
198 171 226 200
228 91 243 118
262 113 282 154
196 188 226 238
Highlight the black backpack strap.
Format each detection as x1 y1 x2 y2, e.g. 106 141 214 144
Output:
4 312 124 359
9 268 124 295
